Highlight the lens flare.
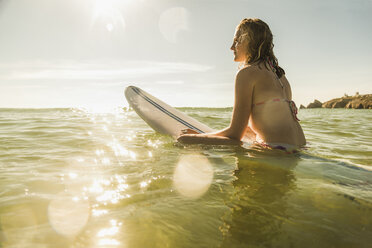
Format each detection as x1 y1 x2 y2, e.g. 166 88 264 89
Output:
159 7 189 43
173 154 214 199
48 192 90 237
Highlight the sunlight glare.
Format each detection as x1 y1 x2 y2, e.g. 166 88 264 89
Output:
98 239 120 246
97 226 119 237
106 23 114 32
96 220 122 246
89 180 104 193
92 209 108 217
92 0 126 32
140 181 148 188
89 177 130 205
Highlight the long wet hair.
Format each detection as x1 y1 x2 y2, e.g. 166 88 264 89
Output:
236 18 285 78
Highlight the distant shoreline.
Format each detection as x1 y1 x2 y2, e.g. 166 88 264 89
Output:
1 93 372 110
301 93 372 109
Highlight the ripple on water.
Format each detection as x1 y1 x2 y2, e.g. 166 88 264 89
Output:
0 108 371 247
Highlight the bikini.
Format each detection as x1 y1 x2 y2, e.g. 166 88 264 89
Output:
252 59 300 121
255 142 299 154
250 59 301 152
253 98 300 121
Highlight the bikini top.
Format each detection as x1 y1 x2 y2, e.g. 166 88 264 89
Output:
252 98 300 121
251 59 300 121
253 98 288 106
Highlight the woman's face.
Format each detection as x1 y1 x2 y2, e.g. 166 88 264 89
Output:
230 29 248 62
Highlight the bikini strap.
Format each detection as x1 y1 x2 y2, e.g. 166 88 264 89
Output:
288 100 300 121
252 98 301 122
253 98 287 106
267 58 284 88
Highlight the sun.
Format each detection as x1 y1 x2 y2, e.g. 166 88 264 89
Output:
92 0 126 32
93 0 115 18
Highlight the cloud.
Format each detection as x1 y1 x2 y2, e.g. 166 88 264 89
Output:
154 80 184 85
0 60 213 81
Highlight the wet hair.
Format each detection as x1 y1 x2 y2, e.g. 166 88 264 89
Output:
236 18 285 78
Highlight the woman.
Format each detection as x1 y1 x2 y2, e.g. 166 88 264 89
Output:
178 18 306 150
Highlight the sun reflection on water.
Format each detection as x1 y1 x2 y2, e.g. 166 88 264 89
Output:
140 180 151 188
147 139 163 148
107 139 137 160
86 176 131 206
69 172 78 179
88 180 104 193
96 219 122 247
97 221 119 237
98 238 120 246
102 157 111 165
96 190 121 204
92 209 108 217
95 149 105 156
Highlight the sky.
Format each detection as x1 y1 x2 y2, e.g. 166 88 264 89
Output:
0 0 371 109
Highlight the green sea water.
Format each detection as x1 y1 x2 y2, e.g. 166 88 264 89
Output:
0 108 371 248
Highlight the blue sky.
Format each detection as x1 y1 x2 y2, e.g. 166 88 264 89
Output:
0 0 371 109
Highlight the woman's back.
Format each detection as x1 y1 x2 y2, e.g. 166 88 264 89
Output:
178 18 306 148
246 65 306 146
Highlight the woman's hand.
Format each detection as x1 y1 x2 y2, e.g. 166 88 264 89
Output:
178 129 200 144
180 128 199 135
177 133 242 145
177 134 196 143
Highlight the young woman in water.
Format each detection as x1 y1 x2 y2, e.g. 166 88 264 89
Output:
178 18 306 150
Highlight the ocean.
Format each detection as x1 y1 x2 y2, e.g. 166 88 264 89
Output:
0 107 371 248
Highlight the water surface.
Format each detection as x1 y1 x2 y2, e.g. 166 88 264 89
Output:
0 108 371 247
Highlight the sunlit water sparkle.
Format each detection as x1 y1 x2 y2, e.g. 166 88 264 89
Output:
0 108 371 247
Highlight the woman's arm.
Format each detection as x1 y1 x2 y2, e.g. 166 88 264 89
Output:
243 125 257 141
177 134 243 145
177 68 255 145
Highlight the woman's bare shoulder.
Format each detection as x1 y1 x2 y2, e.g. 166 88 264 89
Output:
236 65 260 80
235 65 266 87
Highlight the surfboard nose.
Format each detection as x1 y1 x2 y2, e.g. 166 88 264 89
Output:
125 85 137 97
125 85 136 91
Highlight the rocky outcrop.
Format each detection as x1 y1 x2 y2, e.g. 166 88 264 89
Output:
306 100 322 108
322 94 372 109
299 104 306 109
322 98 349 108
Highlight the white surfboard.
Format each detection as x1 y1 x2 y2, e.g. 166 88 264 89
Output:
124 86 215 138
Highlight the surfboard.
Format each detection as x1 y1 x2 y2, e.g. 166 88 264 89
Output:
124 86 215 138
